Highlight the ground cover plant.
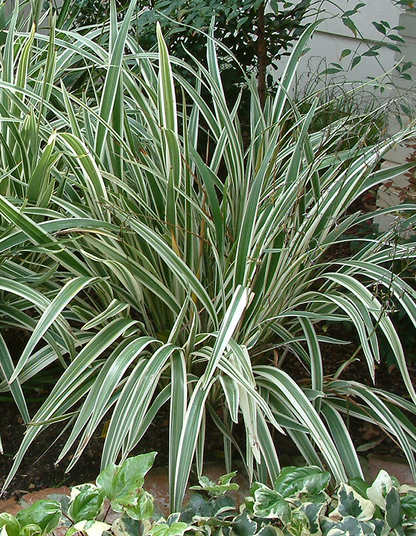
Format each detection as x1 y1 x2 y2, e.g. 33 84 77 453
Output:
2 453 416 536
1 0 416 513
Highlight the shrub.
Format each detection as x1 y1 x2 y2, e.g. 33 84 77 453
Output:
0 0 416 512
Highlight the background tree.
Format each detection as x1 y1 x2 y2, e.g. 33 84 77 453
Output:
43 0 414 110
47 0 311 108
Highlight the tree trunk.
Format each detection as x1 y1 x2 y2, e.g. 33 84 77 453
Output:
257 2 266 110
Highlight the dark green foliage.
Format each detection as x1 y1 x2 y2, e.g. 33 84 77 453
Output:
47 0 311 105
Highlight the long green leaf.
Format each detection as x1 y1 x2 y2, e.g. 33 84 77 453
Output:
0 194 90 276
255 365 347 482
2 318 138 492
201 285 248 389
60 336 155 467
0 335 29 422
171 376 215 511
10 277 95 382
94 0 137 159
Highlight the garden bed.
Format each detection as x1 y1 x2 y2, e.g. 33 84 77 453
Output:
1 338 414 500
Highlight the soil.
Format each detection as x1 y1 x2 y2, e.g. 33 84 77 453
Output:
0 367 224 499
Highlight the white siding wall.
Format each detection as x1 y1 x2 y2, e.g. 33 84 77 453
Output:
298 0 401 86
275 0 415 115
299 0 416 231
390 8 416 112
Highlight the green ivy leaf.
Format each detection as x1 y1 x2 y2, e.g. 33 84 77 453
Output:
386 487 402 529
96 452 156 504
68 487 106 522
16 500 61 535
351 56 362 69
0 513 21 536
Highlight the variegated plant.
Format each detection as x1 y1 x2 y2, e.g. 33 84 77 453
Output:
248 467 416 536
0 0 416 512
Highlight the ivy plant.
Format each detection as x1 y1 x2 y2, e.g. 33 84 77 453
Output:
2 457 416 536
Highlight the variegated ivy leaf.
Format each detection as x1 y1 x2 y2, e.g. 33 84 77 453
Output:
302 501 328 536
71 520 110 536
96 452 156 510
19 523 43 536
70 483 99 501
0 513 20 536
190 472 239 494
0 527 9 536
253 484 291 524
123 489 154 521
16 500 61 535
149 522 188 536
402 518 416 536
232 512 258 536
112 513 151 536
400 485 416 494
286 508 310 536
326 516 373 536
274 467 331 499
401 491 416 518
330 484 375 522
68 486 106 523
367 471 393 509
